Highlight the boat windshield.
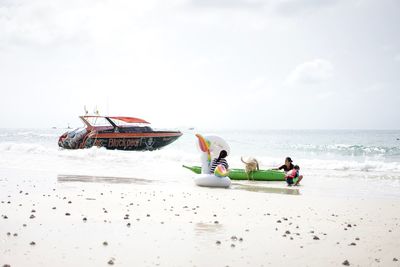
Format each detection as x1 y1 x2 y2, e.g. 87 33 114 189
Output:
109 118 149 127
84 117 113 127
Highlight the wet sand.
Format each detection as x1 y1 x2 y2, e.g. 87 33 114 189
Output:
1 171 400 267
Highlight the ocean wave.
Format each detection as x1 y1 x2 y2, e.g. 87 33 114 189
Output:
288 143 400 157
0 129 63 139
16 132 60 138
0 141 196 162
0 142 53 154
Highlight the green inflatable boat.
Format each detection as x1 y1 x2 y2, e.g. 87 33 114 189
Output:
182 165 286 181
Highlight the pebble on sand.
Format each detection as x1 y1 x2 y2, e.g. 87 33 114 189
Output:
103 241 108 246
313 236 320 240
393 258 398 262
30 241 36 245
342 260 350 266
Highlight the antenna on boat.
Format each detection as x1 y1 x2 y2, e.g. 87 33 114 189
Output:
94 106 100 115
106 98 109 116
84 105 88 115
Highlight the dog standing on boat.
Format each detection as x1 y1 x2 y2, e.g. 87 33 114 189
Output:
240 157 259 180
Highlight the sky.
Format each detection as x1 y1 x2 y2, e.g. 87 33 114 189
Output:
0 0 399 129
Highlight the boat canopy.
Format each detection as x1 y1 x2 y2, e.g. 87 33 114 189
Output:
80 116 150 128
108 116 149 124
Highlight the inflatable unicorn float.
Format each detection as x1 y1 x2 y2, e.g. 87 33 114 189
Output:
191 134 231 188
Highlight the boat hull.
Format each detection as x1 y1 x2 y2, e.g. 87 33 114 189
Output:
59 131 182 151
183 165 286 181
84 134 181 151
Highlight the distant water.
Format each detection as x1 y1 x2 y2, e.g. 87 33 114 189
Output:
1 128 400 198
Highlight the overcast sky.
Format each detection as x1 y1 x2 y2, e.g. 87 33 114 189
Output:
0 0 399 129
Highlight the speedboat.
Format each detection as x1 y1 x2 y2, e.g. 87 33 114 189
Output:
58 116 182 151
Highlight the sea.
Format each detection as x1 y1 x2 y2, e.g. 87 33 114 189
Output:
1 128 400 198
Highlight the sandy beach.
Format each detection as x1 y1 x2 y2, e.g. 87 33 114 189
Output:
1 168 399 267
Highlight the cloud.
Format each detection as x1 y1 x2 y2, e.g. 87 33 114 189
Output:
274 0 340 15
394 54 400 62
316 91 335 100
186 0 267 9
186 0 340 15
0 0 165 48
0 0 87 47
285 59 334 87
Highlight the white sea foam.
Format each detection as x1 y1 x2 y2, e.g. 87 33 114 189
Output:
0 142 52 154
289 143 399 157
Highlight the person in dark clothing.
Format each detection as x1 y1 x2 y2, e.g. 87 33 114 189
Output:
210 150 229 174
275 157 294 172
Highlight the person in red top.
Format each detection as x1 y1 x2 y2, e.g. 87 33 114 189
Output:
285 165 299 186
